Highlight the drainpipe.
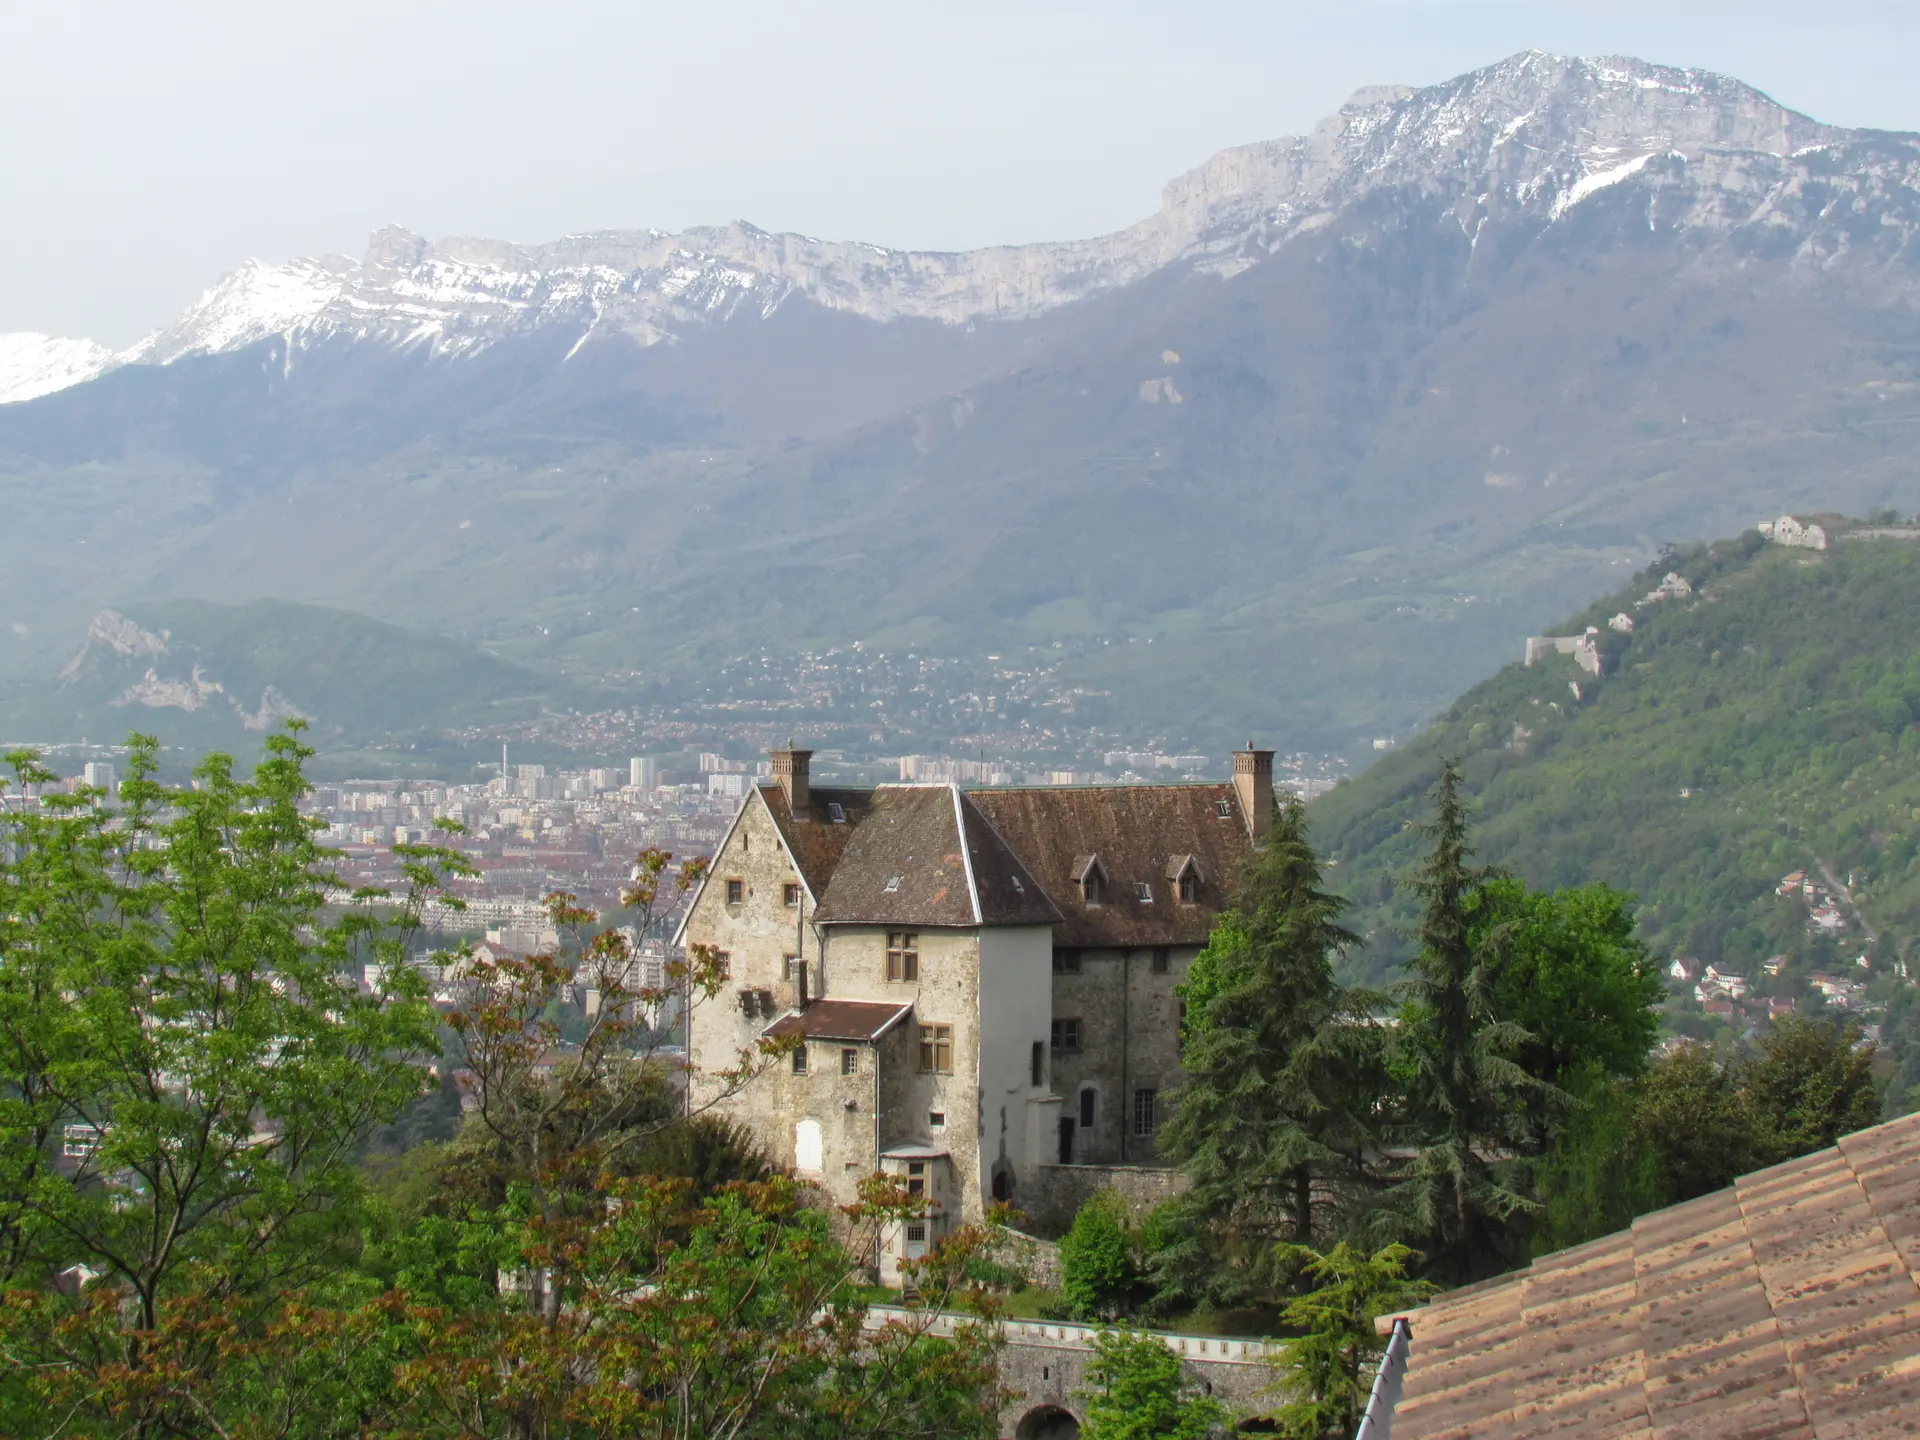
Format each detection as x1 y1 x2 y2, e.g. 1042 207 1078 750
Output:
1120 949 1130 1164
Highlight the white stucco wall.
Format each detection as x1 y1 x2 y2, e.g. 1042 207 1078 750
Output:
976 925 1057 1215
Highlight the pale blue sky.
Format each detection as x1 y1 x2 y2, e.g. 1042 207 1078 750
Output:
3 0 1915 344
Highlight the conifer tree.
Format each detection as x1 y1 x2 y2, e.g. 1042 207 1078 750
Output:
1377 759 1541 1283
1153 800 1384 1310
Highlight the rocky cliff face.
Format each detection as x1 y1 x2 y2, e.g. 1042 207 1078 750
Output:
8 50 1915 403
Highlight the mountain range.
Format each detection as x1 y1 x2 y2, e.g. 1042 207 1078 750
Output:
3 51 1918 752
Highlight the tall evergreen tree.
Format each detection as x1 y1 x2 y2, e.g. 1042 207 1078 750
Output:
1153 800 1384 1311
1378 759 1542 1283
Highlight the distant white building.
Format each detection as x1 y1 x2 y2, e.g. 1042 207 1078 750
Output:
1758 516 1828 550
630 757 658 791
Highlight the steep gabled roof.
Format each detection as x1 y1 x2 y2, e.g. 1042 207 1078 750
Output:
1392 1109 1920 1439
759 782 875 898
967 784 1253 947
812 785 1059 929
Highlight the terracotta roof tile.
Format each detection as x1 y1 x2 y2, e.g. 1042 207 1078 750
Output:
1395 1112 1920 1439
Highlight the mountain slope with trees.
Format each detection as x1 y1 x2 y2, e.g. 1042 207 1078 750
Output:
1313 529 1920 986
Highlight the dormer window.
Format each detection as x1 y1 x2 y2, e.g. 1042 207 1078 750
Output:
1073 855 1107 906
1166 855 1203 904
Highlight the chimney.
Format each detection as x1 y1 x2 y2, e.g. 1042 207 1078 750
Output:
1233 743 1275 840
771 744 812 813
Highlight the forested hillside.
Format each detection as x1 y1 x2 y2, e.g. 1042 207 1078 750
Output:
1314 528 1920 988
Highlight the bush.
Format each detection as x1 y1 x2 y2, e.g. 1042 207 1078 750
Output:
1059 1189 1136 1321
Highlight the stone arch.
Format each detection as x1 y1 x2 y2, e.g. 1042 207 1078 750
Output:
1015 1403 1080 1440
991 1156 1016 1202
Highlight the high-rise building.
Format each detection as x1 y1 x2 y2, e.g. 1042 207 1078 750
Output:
630 757 657 791
81 762 117 795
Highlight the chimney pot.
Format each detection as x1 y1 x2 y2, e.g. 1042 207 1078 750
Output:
1233 746 1276 840
771 746 812 813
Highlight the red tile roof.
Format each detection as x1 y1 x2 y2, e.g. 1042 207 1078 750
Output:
1393 1109 1920 1438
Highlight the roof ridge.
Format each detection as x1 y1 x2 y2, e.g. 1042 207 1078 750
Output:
951 783 982 925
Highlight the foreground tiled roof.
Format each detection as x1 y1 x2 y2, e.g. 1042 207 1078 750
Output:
1394 1109 1920 1438
762 999 914 1043
967 784 1254 947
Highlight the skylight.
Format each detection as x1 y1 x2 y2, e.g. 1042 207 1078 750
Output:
883 875 902 893
828 802 846 823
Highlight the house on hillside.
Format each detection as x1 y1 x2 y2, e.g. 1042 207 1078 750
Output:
675 746 1266 1281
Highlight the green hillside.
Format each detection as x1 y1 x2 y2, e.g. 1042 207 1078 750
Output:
1313 527 1920 989
0 598 555 750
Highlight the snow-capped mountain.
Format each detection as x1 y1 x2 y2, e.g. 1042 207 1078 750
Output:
7 51 1915 406
0 333 117 405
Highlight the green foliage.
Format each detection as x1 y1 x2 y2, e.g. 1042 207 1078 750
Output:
1060 1189 1138 1321
1473 879 1662 1086
1377 761 1543 1283
1078 1329 1227 1440
1525 1066 1668 1255
1262 1243 1434 1440
1156 801 1383 1311
1740 1016 1881 1161
1314 537 1920 983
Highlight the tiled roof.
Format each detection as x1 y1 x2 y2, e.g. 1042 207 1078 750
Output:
762 999 914 1042
1393 1109 1920 1439
811 786 1060 929
967 784 1254 947
759 783 873 896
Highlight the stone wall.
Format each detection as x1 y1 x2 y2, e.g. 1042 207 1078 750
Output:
1018 1163 1190 1237
1048 945 1195 1168
989 1322 1273 1437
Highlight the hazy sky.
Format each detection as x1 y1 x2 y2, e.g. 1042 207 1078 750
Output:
4 0 1916 345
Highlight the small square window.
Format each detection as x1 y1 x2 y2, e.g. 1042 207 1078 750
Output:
1051 1018 1081 1052
906 1222 927 1243
842 1047 860 1075
928 1111 947 1130
791 1045 809 1074
1052 949 1082 975
725 878 744 905
908 1161 925 1175
783 882 801 907
1135 881 1153 903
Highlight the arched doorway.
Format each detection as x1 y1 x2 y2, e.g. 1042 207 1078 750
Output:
1015 1404 1080 1440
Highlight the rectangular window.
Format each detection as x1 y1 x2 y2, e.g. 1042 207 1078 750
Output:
783 882 801 907
1050 1018 1081 1052
1178 873 1198 903
928 1111 947 1130
919 1024 953 1073
792 1045 809 1075
726 878 744 905
1151 947 1170 975
1079 1088 1096 1128
842 1047 860 1075
887 932 919 982
1031 1040 1044 1087
906 1222 927 1243
713 950 730 981
1052 949 1082 974
1134 1088 1158 1136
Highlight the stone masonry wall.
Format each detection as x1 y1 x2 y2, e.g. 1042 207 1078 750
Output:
1019 1163 1190 1237
1047 945 1195 1167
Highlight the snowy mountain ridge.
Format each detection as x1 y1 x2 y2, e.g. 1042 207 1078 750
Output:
5 49 1916 407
